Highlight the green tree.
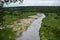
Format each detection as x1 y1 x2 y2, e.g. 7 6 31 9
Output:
0 8 15 40
0 27 15 40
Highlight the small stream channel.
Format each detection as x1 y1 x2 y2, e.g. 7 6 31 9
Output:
16 13 45 40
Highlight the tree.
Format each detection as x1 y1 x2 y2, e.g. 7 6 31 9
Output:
0 0 24 7
0 28 15 40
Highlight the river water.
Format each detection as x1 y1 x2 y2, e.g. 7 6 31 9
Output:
16 13 45 40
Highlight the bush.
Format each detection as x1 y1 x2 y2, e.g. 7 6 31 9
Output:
0 27 15 40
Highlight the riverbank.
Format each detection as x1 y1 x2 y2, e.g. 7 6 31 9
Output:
1 11 38 40
40 13 60 40
16 13 45 40
5 13 40 37
12 15 39 37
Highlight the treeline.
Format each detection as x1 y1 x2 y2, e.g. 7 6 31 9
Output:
3 6 60 13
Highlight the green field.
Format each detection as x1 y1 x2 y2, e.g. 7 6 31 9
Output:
40 13 60 40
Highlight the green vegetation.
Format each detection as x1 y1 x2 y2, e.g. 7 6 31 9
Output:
0 8 37 40
1 8 37 25
40 13 60 40
4 6 60 13
0 6 60 40
0 28 15 40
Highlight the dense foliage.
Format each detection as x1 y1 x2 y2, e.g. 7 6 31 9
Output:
40 13 60 40
0 8 15 40
0 28 15 40
0 8 37 40
3 6 60 13
0 6 60 40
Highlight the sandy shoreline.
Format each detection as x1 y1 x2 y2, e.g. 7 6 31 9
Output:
16 13 45 40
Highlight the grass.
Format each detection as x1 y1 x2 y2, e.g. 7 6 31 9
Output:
3 15 19 25
2 11 37 35
0 9 37 40
40 13 60 40
3 11 37 26
0 28 15 40
2 9 60 40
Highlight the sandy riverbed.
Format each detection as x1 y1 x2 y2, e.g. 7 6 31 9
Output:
16 13 45 40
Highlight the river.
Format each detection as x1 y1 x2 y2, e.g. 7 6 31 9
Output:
16 13 45 40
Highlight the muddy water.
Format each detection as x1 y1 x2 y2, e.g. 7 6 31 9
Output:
16 13 45 40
